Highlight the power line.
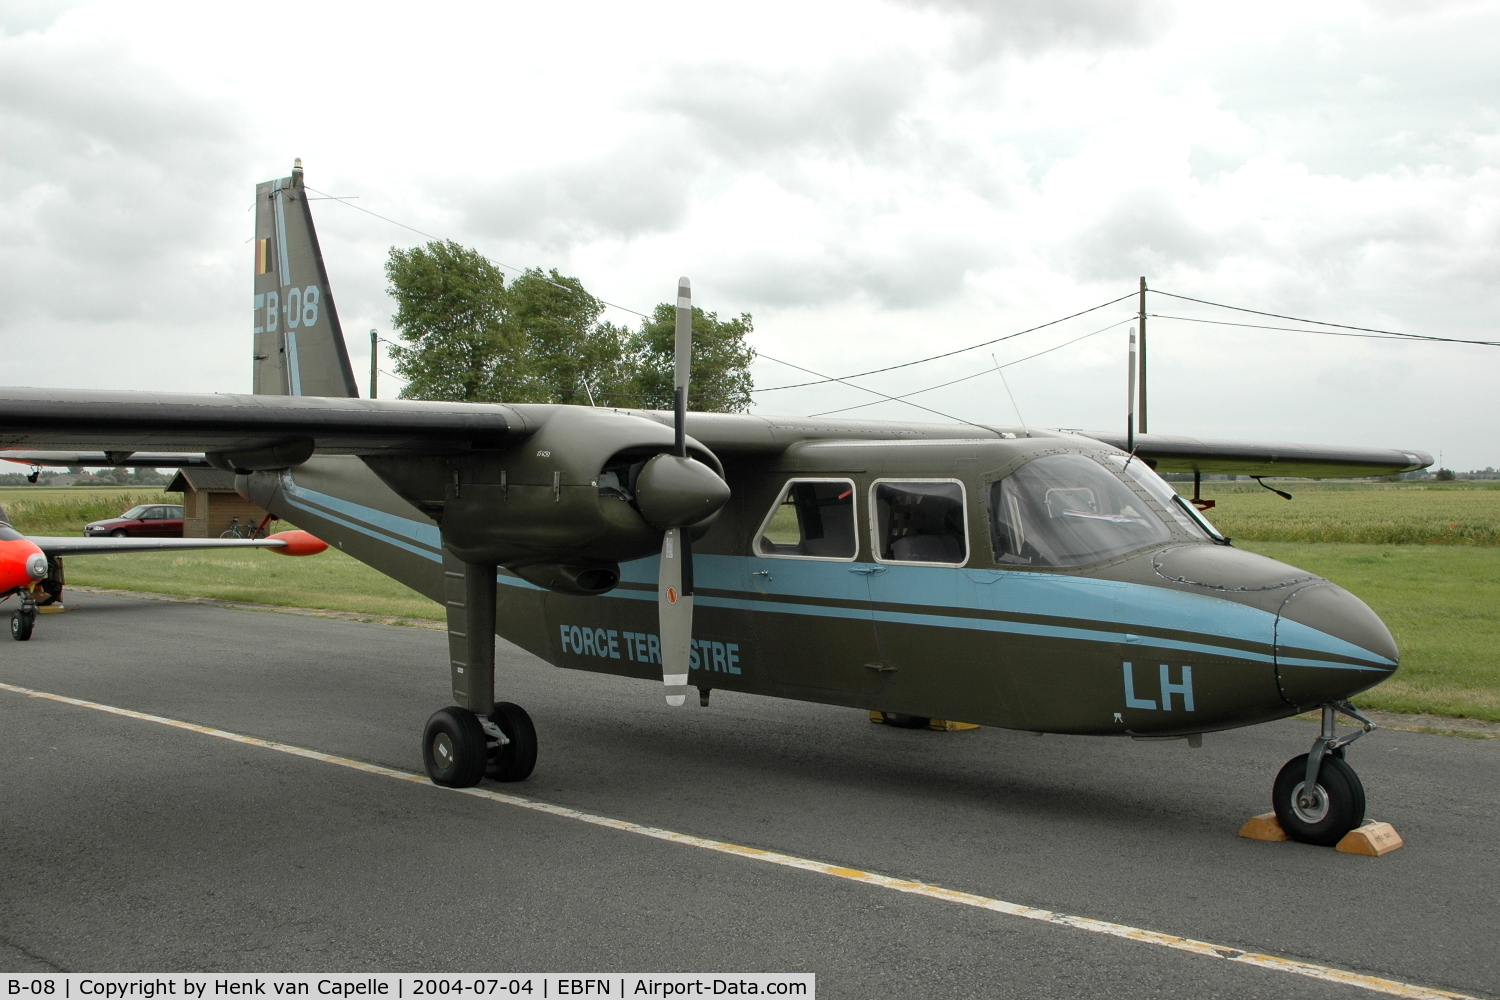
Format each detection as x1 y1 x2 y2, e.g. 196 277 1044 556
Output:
1151 289 1500 346
808 315 1134 418
1149 312 1500 347
756 351 1000 433
751 292 1137 393
304 185 651 319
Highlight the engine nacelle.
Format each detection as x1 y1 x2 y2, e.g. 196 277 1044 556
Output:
361 406 727 584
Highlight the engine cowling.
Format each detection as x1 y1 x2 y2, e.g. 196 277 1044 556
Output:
360 406 730 590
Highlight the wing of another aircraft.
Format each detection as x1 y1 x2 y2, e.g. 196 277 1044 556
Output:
23 533 324 557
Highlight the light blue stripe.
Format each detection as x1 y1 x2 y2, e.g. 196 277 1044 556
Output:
1277 656 1391 673
279 474 442 564
283 475 443 552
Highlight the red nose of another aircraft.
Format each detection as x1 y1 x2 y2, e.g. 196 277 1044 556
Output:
0 538 48 593
266 529 329 556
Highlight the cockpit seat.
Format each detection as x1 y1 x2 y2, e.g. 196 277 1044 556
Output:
891 534 964 563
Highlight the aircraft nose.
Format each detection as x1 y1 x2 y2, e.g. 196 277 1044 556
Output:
1275 582 1398 710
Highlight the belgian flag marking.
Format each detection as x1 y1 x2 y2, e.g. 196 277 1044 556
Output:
255 238 271 275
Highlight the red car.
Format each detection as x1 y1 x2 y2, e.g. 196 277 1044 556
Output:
83 504 185 538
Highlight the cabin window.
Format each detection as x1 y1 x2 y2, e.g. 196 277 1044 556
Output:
989 453 1171 567
754 479 859 560
870 480 968 565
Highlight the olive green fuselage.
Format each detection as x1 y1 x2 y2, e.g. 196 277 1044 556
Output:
246 433 1397 739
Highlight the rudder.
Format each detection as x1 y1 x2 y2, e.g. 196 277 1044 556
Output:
252 160 360 397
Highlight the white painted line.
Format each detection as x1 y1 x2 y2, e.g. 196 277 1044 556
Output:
0 680 1481 1000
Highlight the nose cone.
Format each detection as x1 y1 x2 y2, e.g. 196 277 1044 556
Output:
0 539 47 593
1275 582 1398 709
633 453 731 530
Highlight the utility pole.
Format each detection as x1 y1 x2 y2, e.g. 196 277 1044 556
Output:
1137 276 1148 435
370 329 378 399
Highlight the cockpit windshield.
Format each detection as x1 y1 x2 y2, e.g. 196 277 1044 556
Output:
989 453 1171 566
1105 457 1227 542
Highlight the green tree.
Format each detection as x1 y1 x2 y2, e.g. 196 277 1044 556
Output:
625 304 756 413
386 241 515 402
385 242 757 413
499 268 634 405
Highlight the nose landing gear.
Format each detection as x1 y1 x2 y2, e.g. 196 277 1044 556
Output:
1273 701 1374 845
10 593 37 641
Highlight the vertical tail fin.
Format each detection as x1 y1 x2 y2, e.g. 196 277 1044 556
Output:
252 160 360 397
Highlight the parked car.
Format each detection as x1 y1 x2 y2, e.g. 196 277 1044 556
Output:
83 504 185 538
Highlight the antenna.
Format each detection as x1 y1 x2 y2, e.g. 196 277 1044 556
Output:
1137 276 1148 434
992 354 1028 436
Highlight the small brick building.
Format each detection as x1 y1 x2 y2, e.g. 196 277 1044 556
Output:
165 469 276 538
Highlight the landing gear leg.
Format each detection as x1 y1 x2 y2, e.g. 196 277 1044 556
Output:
1273 702 1373 845
423 554 537 787
10 593 37 641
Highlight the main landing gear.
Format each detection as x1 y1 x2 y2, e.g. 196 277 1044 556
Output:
423 702 537 788
1272 701 1374 846
423 555 539 789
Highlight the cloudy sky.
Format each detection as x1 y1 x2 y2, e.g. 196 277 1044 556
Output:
2 0 1497 468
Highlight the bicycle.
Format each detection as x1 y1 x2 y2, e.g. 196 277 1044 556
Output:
220 516 274 539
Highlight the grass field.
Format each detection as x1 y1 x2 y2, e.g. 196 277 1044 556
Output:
6 484 1498 721
1185 481 1500 545
1237 542 1500 721
58 546 440 620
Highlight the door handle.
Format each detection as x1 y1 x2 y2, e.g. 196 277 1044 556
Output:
752 569 773 582
863 662 898 673
848 565 887 575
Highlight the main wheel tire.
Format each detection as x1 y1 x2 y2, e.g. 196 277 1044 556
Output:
1273 752 1366 846
882 712 930 729
11 610 35 641
422 707 487 787
486 701 537 782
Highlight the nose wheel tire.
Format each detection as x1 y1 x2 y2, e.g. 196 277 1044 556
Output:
422 707 488 787
1273 752 1366 846
486 701 537 782
881 712 930 729
11 607 36 641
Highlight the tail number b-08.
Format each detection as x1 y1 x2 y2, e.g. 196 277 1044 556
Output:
1122 661 1195 712
255 285 320 332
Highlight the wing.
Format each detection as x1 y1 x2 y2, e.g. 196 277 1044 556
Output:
0 389 1432 477
2 450 212 468
1078 432 1432 478
0 388 525 469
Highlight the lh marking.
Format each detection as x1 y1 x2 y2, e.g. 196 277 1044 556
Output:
1123 661 1195 712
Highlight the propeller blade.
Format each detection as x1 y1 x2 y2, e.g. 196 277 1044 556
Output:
659 277 694 706
674 276 691 458
658 526 692 707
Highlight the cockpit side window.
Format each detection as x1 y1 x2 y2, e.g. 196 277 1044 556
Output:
989 454 1171 567
870 479 968 566
754 479 858 561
